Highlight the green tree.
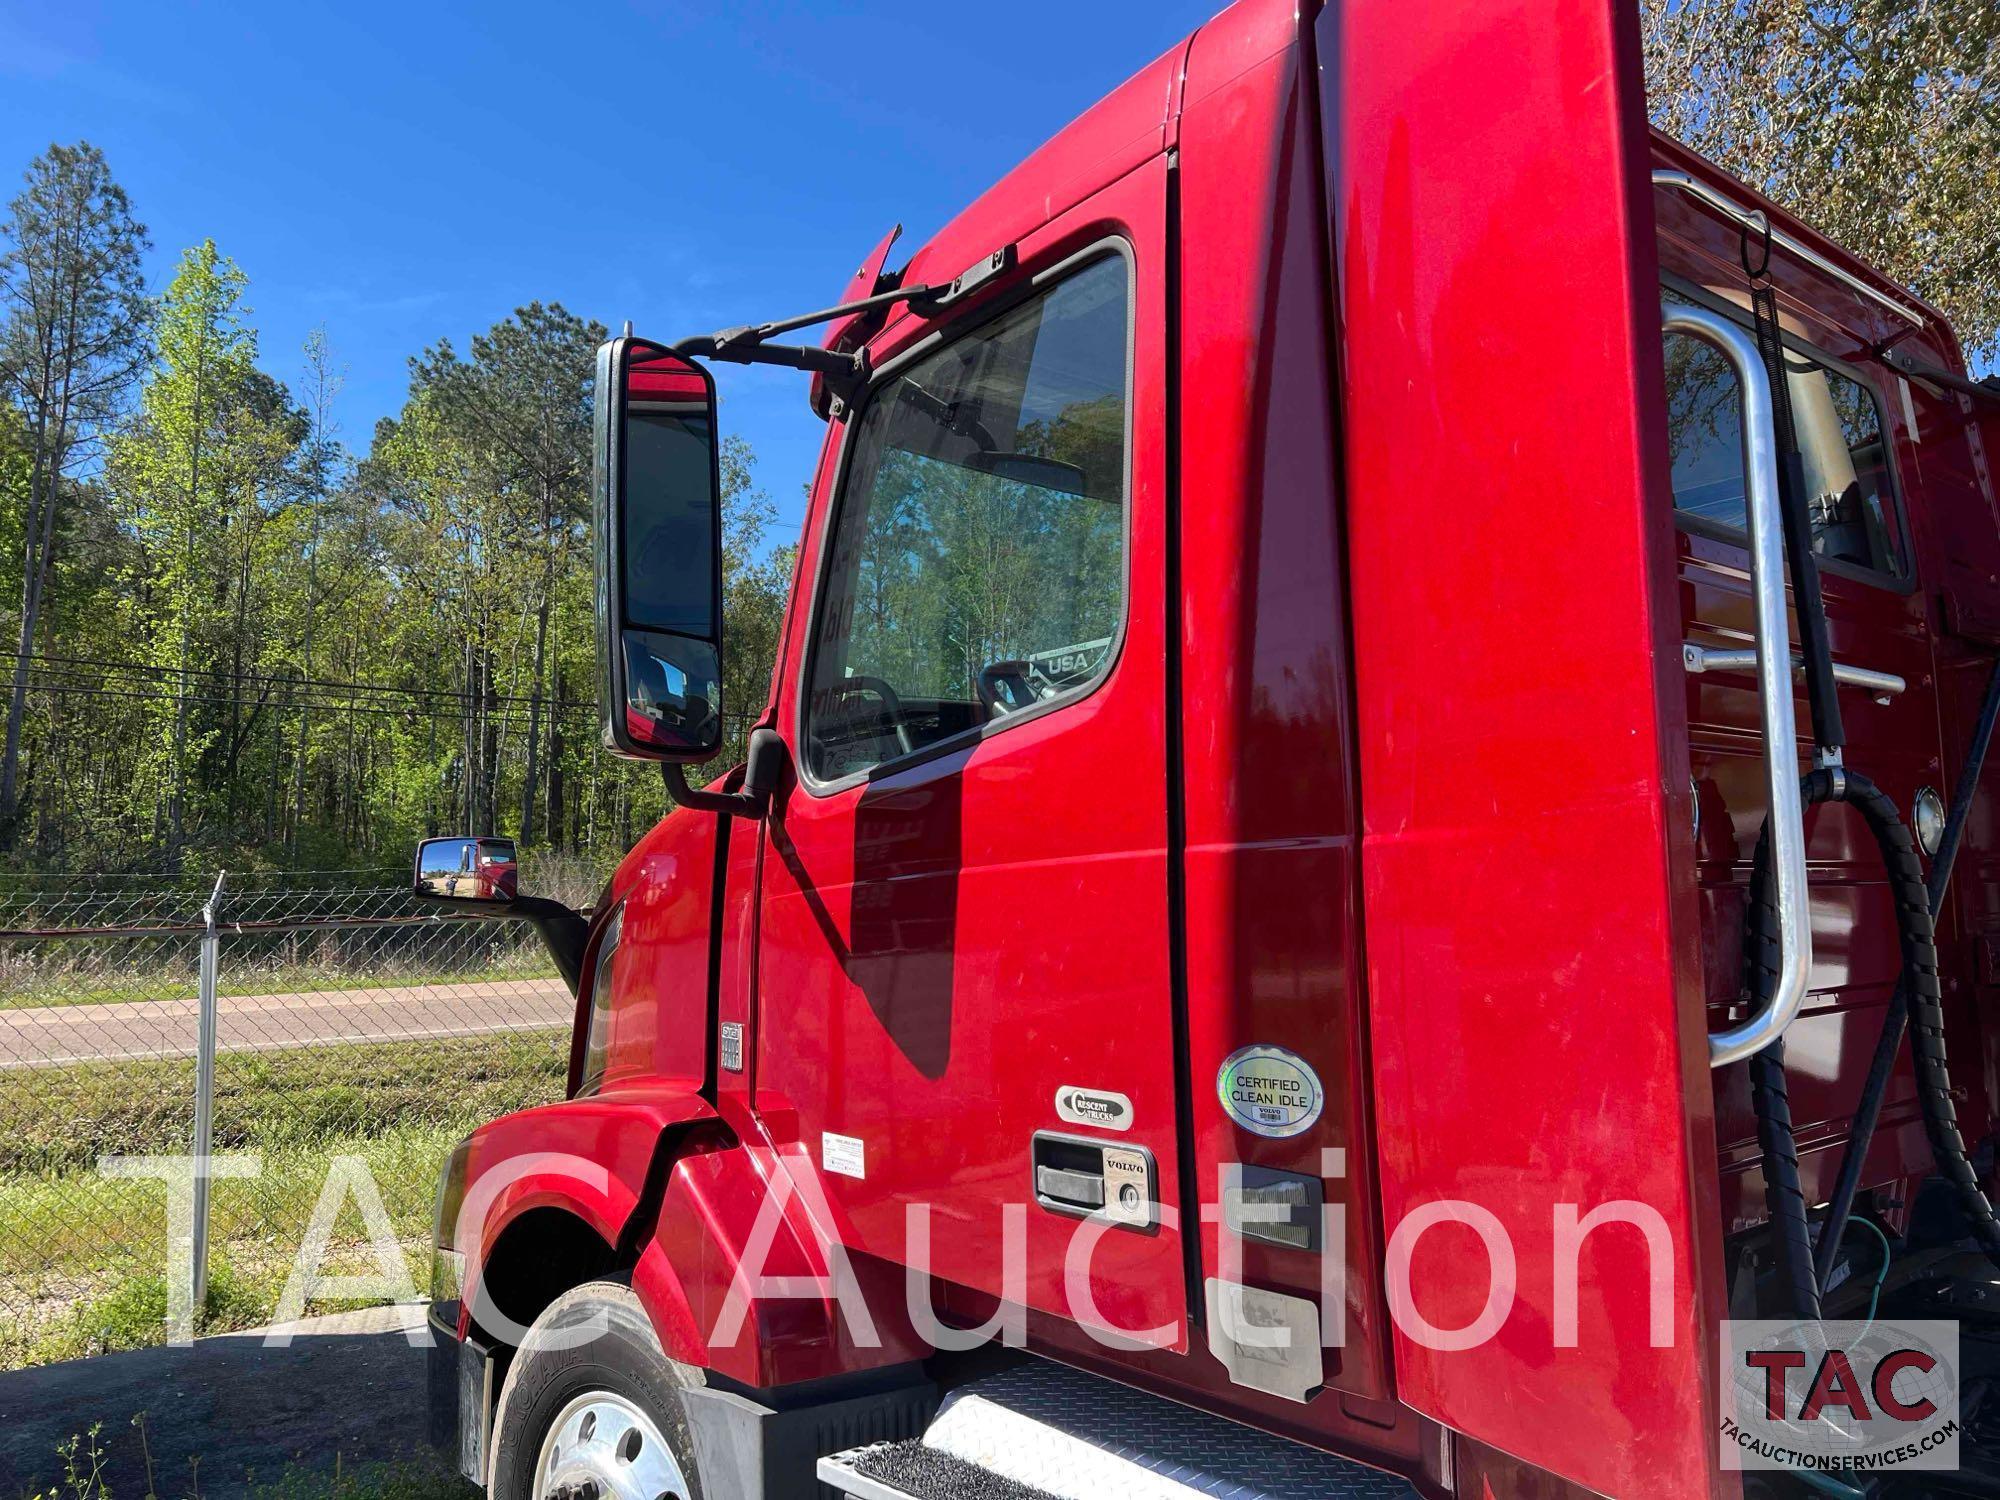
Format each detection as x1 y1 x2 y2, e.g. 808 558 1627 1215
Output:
408 303 603 843
718 435 793 755
0 142 150 847
1644 0 2000 367
110 240 302 851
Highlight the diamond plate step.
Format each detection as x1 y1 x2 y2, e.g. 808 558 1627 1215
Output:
817 1359 1417 1500
820 1442 1059 1500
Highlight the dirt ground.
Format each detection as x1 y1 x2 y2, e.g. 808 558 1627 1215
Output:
0 1305 470 1497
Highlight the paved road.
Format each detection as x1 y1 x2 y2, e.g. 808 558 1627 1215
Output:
0 977 573 1069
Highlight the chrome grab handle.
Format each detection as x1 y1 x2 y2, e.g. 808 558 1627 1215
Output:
1664 301 1814 1069
1683 642 1906 704
1653 171 1926 330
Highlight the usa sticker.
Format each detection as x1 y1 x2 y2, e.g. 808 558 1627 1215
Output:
1217 1045 1325 1139
822 1131 865 1179
1056 1086 1133 1131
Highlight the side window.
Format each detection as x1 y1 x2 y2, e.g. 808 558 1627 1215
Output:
1662 333 1749 530
1802 364 1902 576
803 255 1130 784
1661 324 1906 579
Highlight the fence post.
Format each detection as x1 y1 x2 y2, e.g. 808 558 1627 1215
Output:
191 869 226 1312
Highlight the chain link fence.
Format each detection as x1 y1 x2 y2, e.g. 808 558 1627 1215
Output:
0 865 589 1367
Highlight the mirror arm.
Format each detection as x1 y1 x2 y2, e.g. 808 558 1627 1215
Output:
412 894 590 995
673 334 865 382
683 242 1015 354
659 726 787 821
509 897 591 995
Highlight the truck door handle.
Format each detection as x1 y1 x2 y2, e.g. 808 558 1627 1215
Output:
1682 642 1906 703
1034 1164 1106 1209
1031 1132 1157 1232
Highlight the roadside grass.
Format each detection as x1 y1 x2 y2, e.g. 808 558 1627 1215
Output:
0 1030 565 1178
0 1031 565 1368
0 948 561 1012
22 1420 475 1498
249 1461 476 1499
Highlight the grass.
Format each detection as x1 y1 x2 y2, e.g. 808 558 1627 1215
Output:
0 1030 566 1368
0 1029 564 1178
0 949 561 1012
21 1419 476 1499
249 1462 476 1499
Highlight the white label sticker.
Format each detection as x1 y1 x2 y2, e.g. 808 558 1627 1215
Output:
1055 1085 1134 1132
822 1131 865 1179
1217 1045 1325 1139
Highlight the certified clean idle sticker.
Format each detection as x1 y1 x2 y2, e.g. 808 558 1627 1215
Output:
1056 1085 1133 1131
1217 1045 1325 1139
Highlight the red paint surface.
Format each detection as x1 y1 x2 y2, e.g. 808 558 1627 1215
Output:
756 152 1187 1346
1174 7 1393 1404
1327 2 1730 1494
445 1 2000 1492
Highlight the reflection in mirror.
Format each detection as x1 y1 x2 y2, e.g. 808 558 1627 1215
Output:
597 339 727 762
414 836 520 903
622 351 720 640
621 629 722 754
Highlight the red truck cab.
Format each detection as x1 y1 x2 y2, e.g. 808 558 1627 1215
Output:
417 3 2000 1497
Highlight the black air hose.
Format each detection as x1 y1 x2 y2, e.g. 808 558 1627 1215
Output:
1807 768 2000 1264
1750 1040 1823 1318
1742 767 1979 1316
1742 820 1822 1319
1815 659 2000 1284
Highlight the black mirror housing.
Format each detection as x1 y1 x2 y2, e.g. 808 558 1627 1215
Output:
592 336 726 764
410 837 593 996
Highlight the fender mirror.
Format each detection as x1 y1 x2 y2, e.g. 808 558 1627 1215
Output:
413 835 521 904
592 336 725 763
411 835 591 995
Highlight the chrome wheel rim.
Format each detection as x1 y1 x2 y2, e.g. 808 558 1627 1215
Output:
533 1390 687 1500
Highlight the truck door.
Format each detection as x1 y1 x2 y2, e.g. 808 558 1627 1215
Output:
754 163 1186 1343
1653 262 1949 1228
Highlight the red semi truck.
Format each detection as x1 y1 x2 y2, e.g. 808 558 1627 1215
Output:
411 1 2000 1496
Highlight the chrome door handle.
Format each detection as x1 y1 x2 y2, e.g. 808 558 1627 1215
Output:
1683 642 1906 704
1665 302 1814 1069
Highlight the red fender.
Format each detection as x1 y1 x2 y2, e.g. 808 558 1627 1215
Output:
459 1087 924 1387
636 1141 929 1387
459 1087 720 1302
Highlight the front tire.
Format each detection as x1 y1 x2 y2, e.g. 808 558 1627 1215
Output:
488 1280 702 1500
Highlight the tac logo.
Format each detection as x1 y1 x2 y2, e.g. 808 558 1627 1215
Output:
1721 1319 1960 1473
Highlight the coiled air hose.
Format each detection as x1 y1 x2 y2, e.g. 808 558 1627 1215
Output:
1743 765 2000 1317
1815 660 2000 1284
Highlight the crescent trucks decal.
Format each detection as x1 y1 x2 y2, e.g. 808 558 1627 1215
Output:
1055 1086 1134 1131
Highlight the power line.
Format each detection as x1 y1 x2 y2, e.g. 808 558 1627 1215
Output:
19 677 603 724
12 649 600 712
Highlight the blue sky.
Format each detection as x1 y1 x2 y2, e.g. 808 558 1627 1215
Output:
0 0 1216 539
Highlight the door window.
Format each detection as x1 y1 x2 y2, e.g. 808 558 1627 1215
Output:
803 253 1131 783
1662 324 1906 579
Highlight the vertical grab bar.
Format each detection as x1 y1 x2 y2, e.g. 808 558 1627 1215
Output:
1662 301 1814 1068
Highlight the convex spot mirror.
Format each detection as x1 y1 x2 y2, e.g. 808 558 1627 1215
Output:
592 336 724 763
414 836 521 904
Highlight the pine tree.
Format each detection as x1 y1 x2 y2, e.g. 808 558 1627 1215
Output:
0 142 150 849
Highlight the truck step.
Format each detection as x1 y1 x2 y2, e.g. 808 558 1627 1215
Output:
820 1442 1059 1500
817 1359 1416 1500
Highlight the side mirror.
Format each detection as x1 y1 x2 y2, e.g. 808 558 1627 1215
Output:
414 835 521 905
592 336 725 763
